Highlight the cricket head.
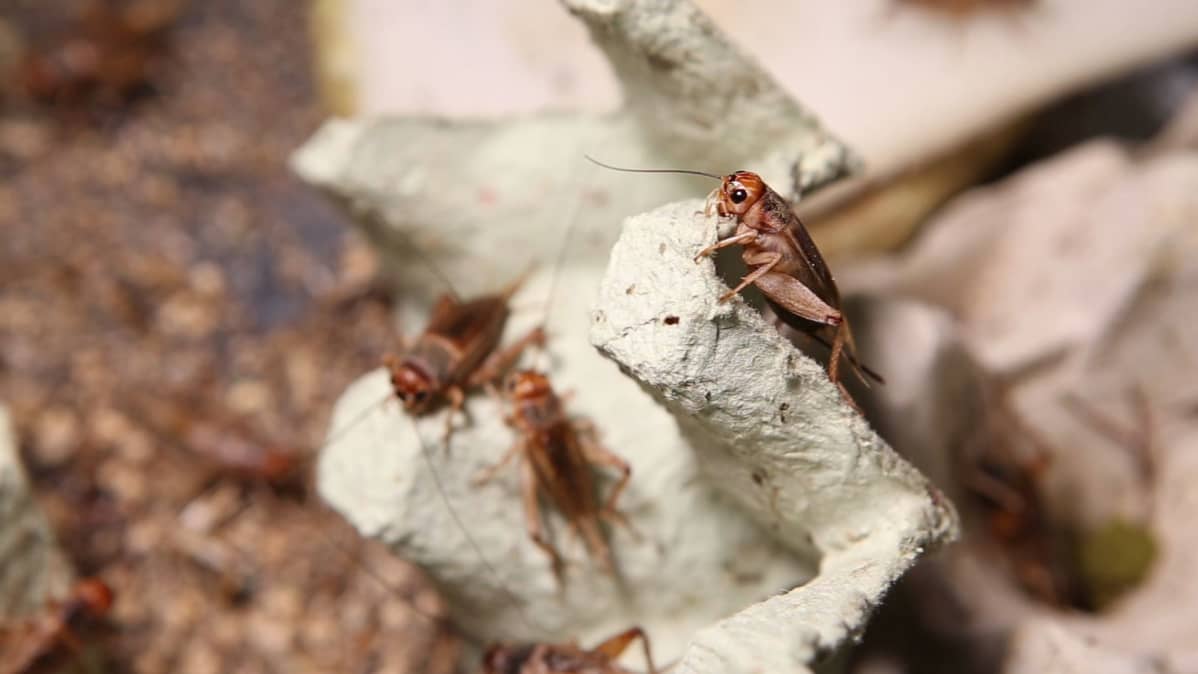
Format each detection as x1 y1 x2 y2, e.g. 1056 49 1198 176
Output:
384 356 437 412
73 578 115 617
257 447 300 483
505 369 553 402
713 171 766 217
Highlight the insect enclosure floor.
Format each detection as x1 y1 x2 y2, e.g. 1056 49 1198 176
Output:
0 1 455 672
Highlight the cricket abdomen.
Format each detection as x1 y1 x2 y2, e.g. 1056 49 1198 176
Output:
532 423 600 520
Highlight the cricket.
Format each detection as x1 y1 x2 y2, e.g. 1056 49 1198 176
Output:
5 1 1181 671
0 578 114 674
481 626 659 674
382 271 546 446
473 368 634 579
585 157 884 399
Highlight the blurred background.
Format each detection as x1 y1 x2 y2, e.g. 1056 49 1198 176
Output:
1 0 1196 673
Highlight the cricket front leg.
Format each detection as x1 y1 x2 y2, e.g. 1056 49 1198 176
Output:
521 458 564 581
693 231 756 262
441 385 465 450
592 627 659 674
466 326 547 389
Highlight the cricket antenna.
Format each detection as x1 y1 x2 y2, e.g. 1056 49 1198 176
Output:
320 390 395 449
532 161 595 371
324 386 549 637
320 526 471 636
390 228 461 300
584 154 722 181
404 413 548 634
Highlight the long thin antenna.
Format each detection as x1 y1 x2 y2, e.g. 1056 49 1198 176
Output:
406 415 546 634
584 154 722 180
326 389 393 440
324 389 546 636
320 527 453 629
533 162 596 370
390 228 461 300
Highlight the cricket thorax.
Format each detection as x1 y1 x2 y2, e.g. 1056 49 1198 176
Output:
506 371 564 428
522 400 564 431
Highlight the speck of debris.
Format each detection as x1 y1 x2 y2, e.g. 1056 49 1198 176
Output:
625 284 636 295
751 470 766 486
658 242 667 254
663 315 679 325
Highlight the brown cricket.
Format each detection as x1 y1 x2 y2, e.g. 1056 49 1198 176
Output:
481 626 659 674
383 273 546 445
130 389 307 490
957 364 1072 607
696 171 883 389
1 578 114 674
473 369 633 579
330 523 660 672
586 157 882 393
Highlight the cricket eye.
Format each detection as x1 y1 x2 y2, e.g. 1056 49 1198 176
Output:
413 391 428 403
730 187 748 204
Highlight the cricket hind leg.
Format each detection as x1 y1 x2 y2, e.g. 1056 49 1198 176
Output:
466 325 547 389
827 322 845 384
521 457 565 582
717 251 781 302
803 322 885 387
578 433 638 539
455 325 547 447
576 516 616 576
754 271 842 327
765 300 869 411
766 293 883 388
592 626 660 674
819 325 863 412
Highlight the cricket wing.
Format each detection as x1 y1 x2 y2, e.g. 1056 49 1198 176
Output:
423 294 510 379
782 219 841 308
529 425 612 566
